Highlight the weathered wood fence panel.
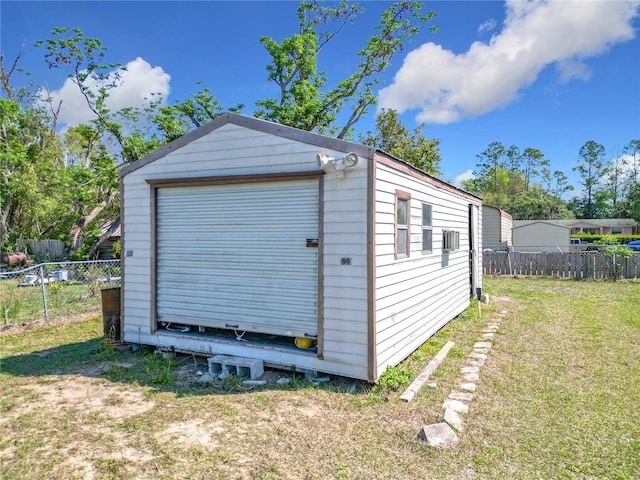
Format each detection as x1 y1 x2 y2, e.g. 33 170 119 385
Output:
17 239 65 261
16 238 84 261
483 251 640 279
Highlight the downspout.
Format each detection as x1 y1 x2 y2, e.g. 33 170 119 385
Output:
367 154 377 382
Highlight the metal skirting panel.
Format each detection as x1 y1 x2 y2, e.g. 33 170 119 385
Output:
155 179 319 338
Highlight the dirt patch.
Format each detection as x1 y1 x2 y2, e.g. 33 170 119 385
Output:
489 295 513 303
30 375 155 420
79 361 136 378
155 419 226 449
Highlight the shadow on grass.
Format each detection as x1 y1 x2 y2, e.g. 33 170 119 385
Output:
1 338 105 376
0 337 368 398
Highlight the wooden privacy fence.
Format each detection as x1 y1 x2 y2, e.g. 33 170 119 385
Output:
16 238 83 261
17 239 65 261
483 251 640 279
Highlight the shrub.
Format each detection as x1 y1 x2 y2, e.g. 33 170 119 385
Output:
571 233 640 245
377 364 413 392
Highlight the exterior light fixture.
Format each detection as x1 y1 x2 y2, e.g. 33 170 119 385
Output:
316 152 359 179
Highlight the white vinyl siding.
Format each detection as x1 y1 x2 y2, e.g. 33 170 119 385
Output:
374 160 481 374
501 214 513 246
155 180 319 339
482 206 501 248
121 115 482 382
122 121 370 380
512 221 571 252
482 205 513 248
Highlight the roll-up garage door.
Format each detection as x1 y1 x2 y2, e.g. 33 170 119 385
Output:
155 178 319 339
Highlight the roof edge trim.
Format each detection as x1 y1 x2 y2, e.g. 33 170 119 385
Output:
119 112 376 177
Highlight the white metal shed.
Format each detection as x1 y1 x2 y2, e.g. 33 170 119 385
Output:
512 220 571 252
482 205 513 249
119 113 482 382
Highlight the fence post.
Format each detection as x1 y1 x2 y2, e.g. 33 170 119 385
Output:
39 265 49 321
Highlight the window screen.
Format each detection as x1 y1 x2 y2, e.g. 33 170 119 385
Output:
396 191 411 259
443 230 460 252
422 203 432 253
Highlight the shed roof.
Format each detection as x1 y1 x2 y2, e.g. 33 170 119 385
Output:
513 218 637 228
483 205 513 220
120 112 374 178
100 219 121 238
119 112 480 201
563 218 638 228
512 220 571 230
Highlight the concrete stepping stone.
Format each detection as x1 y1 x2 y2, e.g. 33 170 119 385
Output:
460 382 476 392
442 399 469 414
417 422 459 448
444 408 465 432
448 391 474 402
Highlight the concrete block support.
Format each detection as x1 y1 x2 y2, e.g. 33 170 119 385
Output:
208 355 264 380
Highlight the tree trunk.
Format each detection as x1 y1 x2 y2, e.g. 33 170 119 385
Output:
66 191 119 256
0 197 10 247
87 215 120 259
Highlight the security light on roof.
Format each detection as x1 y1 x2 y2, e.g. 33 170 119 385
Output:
316 152 359 179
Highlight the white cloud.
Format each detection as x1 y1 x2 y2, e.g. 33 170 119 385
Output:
454 169 475 188
43 57 171 129
378 0 640 124
478 18 497 35
555 59 592 84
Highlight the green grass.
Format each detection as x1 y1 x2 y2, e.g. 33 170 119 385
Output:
458 277 640 480
0 277 638 479
0 278 109 325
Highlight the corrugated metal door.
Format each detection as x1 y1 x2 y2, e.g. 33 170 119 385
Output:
155 179 319 338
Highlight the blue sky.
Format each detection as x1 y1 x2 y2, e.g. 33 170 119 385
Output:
2 1 639 195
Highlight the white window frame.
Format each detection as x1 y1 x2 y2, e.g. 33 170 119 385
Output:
443 230 460 253
422 203 433 254
395 190 411 259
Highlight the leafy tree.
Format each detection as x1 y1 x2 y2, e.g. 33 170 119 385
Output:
35 27 168 255
503 145 526 194
614 139 640 220
572 140 607 218
593 234 635 281
360 108 441 174
591 189 614 218
154 86 243 143
466 141 572 220
466 141 523 210
621 184 640 223
474 141 507 194
59 125 120 255
509 187 574 220
464 168 512 210
20 3 436 255
0 89 62 248
0 98 33 246
255 1 437 138
0 1 435 256
622 139 639 189
520 147 549 191
603 151 628 216
542 169 574 200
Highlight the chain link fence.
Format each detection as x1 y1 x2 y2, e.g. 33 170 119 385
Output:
3 249 637 327
0 260 120 326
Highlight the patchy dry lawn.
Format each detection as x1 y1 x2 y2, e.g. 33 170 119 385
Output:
1 277 639 479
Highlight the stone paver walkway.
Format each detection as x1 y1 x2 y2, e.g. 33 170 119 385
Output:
418 306 508 448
